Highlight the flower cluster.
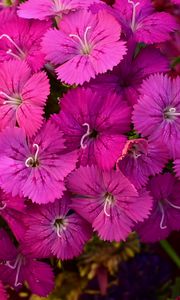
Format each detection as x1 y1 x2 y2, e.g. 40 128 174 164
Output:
0 0 179 297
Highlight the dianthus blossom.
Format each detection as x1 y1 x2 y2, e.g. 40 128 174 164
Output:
133 74 180 157
52 87 131 170
0 59 50 136
0 121 77 204
67 165 152 242
117 138 169 189
22 194 92 260
136 173 180 242
42 9 127 85
0 229 54 296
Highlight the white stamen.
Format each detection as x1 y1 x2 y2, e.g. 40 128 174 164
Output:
165 107 180 117
159 203 167 230
0 91 21 106
104 200 111 217
166 199 180 210
5 255 23 287
69 26 91 54
128 0 140 31
0 201 7 210
0 34 24 57
33 144 39 162
6 49 21 60
80 123 91 149
25 143 40 168
103 194 114 217
56 223 66 237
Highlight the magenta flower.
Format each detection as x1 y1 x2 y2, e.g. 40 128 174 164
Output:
0 14 51 71
18 0 99 21
136 174 180 242
67 165 152 242
133 74 180 157
52 88 131 170
0 229 54 296
22 194 92 260
87 46 169 106
117 138 169 189
0 60 50 137
0 121 77 204
0 281 7 300
0 189 25 241
113 0 177 43
41 9 127 85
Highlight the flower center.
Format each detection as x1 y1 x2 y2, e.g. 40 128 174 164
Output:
128 0 140 31
128 144 143 159
4 254 24 287
25 144 40 168
0 91 22 106
0 34 25 60
80 123 98 149
69 26 92 55
164 107 180 121
103 192 114 217
54 217 67 237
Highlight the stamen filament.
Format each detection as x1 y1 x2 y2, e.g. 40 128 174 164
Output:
104 200 111 217
80 123 91 149
69 26 91 54
166 199 180 210
128 0 140 31
25 144 40 167
0 91 21 105
0 34 24 56
56 223 66 237
0 201 7 210
159 203 167 230
5 255 23 288
6 49 21 60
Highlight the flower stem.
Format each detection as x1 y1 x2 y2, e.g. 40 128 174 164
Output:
160 240 180 268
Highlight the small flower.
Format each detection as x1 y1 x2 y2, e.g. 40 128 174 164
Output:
52 87 131 170
113 0 177 43
0 229 54 296
117 138 169 189
67 165 152 242
0 13 51 71
0 60 50 137
41 9 127 85
132 74 180 157
136 173 180 242
0 121 77 204
22 194 92 260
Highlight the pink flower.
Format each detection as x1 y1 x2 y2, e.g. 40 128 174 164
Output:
0 229 54 296
0 60 50 137
136 174 180 242
0 14 51 71
52 88 131 170
113 0 177 43
22 194 92 260
67 165 152 242
41 9 127 85
132 74 180 158
0 121 77 204
18 0 99 20
117 138 169 189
